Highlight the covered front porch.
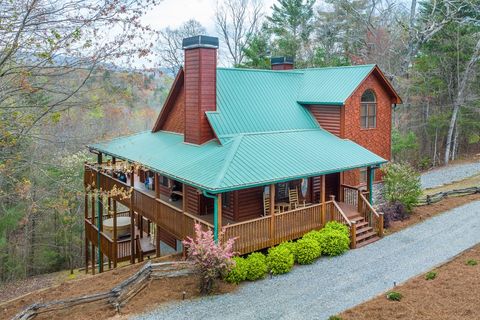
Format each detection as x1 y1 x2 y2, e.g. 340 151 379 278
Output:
84 155 383 273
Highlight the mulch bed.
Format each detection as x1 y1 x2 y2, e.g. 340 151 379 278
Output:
339 244 480 320
384 193 480 234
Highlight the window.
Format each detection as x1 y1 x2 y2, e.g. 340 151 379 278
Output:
222 193 231 208
360 89 376 129
161 175 169 187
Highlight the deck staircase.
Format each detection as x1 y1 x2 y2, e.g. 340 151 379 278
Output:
349 214 380 248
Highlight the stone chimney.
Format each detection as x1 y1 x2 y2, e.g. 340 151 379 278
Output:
271 56 294 70
182 35 219 144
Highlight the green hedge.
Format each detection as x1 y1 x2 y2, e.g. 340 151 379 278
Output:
276 241 298 262
224 256 248 284
318 229 350 256
267 245 294 275
245 252 268 280
295 238 321 264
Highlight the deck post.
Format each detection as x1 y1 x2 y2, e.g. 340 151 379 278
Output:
129 165 135 264
269 184 276 245
113 198 117 268
84 192 89 274
155 173 160 199
329 195 335 222
96 155 103 273
155 224 161 257
367 166 374 204
350 221 357 249
321 176 326 226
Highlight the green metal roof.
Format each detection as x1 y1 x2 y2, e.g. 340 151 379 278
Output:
207 68 318 142
89 129 386 193
297 64 375 105
207 65 376 142
89 64 392 193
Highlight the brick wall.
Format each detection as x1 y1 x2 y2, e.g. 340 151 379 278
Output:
342 71 393 185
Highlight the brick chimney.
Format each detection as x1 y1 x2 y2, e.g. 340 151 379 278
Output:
182 35 218 144
271 56 294 70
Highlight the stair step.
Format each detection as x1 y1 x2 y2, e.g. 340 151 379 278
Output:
356 231 378 242
355 226 373 235
355 221 369 228
350 216 365 223
356 236 380 248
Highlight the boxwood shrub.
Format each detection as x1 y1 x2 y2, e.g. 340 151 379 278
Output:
318 229 350 256
245 252 268 280
276 241 298 262
295 238 321 264
324 221 350 237
267 245 294 275
224 256 248 284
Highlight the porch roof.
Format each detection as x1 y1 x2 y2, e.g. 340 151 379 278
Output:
89 129 386 193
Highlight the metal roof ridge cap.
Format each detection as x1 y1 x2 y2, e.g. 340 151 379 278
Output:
216 67 304 74
212 134 244 188
295 64 376 72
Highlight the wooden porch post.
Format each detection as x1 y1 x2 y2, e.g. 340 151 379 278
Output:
96 155 103 273
113 199 117 268
84 192 89 274
129 165 135 264
155 224 161 257
269 184 275 245
350 221 357 249
321 175 326 226
329 195 335 222
155 173 160 199
91 189 95 275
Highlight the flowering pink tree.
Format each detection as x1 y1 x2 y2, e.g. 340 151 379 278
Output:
183 224 236 294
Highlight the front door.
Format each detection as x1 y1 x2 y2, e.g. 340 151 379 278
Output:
324 172 340 200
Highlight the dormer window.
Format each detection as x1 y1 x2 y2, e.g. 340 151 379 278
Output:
360 89 376 129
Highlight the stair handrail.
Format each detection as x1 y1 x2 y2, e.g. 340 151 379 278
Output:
331 200 352 227
358 192 384 237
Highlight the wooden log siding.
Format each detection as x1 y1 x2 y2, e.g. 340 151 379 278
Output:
309 105 342 137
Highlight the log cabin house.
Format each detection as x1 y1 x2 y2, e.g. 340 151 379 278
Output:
84 35 401 273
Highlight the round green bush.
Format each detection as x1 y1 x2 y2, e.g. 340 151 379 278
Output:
318 229 350 256
276 241 298 262
324 221 350 237
224 256 248 284
295 238 321 264
302 230 323 244
267 245 294 275
245 252 268 280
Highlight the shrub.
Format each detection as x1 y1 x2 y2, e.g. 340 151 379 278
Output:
324 221 349 237
183 224 236 294
267 245 294 275
379 201 409 228
328 316 343 320
245 252 268 280
224 257 248 284
381 162 422 212
386 291 402 301
425 271 437 280
296 238 321 264
276 241 298 262
302 230 323 245
466 259 478 266
318 229 350 256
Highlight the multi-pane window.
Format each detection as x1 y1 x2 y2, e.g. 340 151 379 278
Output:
359 168 368 185
360 89 376 129
222 192 231 208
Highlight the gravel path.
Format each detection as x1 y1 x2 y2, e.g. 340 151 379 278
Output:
421 161 480 189
133 200 480 320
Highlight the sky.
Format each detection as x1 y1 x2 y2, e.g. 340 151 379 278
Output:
142 0 277 35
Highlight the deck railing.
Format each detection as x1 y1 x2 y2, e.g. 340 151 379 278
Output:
85 163 213 252
223 203 326 255
341 184 360 207
358 191 384 237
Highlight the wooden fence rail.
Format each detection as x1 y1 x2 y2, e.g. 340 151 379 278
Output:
418 186 480 205
12 261 194 320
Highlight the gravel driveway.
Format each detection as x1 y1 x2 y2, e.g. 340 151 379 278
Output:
133 200 480 320
421 161 480 189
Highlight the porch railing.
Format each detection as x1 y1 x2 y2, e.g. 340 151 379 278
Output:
358 191 384 236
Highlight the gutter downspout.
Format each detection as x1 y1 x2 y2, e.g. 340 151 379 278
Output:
203 191 219 242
